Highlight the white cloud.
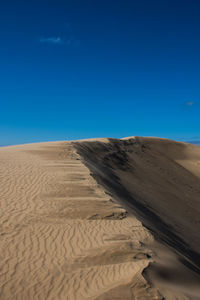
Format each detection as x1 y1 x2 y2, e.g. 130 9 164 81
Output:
186 101 195 106
40 37 63 44
39 36 80 47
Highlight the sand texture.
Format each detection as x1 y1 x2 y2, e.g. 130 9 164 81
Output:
0 137 200 299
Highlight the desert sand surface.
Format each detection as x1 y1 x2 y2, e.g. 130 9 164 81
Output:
0 137 200 299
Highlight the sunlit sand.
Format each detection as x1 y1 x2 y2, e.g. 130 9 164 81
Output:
0 137 200 299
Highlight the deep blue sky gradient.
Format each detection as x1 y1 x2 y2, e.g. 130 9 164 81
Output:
1 0 200 145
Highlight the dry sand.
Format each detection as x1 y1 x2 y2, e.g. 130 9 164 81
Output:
0 137 200 299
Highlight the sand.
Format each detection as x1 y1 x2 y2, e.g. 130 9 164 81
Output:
0 137 200 299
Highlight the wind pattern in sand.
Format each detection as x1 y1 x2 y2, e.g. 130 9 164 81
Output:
0 141 159 300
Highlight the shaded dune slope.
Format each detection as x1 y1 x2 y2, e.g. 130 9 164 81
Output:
75 137 200 299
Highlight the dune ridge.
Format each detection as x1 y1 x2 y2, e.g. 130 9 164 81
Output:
0 137 200 299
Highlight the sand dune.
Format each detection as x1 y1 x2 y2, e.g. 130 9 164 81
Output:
0 137 200 299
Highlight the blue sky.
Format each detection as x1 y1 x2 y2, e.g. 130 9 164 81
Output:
0 0 200 146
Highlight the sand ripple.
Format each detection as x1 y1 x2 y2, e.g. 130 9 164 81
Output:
0 142 160 299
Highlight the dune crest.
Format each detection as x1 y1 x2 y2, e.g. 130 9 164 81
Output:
0 137 200 299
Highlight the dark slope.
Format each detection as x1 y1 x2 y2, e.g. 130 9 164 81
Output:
75 137 200 299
